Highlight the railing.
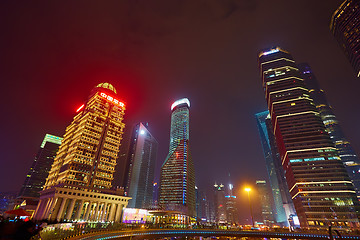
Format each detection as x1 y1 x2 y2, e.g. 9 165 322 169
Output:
69 229 360 240
29 222 360 240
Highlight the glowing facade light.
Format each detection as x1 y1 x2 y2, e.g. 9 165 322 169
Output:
76 104 85 113
171 98 190 111
99 92 125 108
40 134 63 148
262 48 279 56
245 187 251 192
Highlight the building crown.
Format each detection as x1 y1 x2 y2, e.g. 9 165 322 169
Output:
95 82 117 94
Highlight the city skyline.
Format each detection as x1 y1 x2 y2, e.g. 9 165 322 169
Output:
2 0 360 224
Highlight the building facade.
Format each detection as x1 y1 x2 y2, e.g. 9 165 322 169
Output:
159 98 196 217
255 180 275 226
225 184 238 225
255 111 296 227
298 63 360 198
127 123 158 209
33 83 130 222
259 47 359 228
19 134 63 199
330 0 360 77
213 184 227 224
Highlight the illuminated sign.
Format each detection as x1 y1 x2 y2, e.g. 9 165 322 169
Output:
171 98 190 111
99 92 125 108
122 208 148 224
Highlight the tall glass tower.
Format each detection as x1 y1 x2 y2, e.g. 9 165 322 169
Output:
160 98 196 217
298 63 360 198
19 134 62 199
127 123 158 209
255 111 296 227
259 47 359 229
33 83 130 222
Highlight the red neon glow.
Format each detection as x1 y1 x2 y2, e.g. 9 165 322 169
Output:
99 92 125 108
76 104 85 112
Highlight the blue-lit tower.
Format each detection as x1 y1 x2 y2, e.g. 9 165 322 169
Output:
159 98 196 217
255 111 296 227
127 123 158 209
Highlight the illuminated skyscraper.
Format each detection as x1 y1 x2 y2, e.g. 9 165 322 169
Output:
126 123 158 209
259 47 359 228
330 0 360 77
213 183 227 224
159 98 196 217
255 111 296 227
298 63 360 198
255 180 275 226
33 83 130 222
225 183 238 225
19 134 62 199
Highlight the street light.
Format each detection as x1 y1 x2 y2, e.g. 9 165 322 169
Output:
245 187 254 227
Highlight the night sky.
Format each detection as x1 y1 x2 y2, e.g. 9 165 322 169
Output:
1 0 360 223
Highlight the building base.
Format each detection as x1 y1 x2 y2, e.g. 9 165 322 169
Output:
33 187 130 222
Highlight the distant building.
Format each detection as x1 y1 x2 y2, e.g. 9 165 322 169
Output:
0 192 17 215
298 63 360 198
330 0 360 77
255 180 275 226
12 134 63 217
198 191 211 223
258 47 360 228
213 184 227 224
127 123 158 209
225 184 238 225
255 111 296 227
159 98 196 217
33 83 130 222
19 134 62 199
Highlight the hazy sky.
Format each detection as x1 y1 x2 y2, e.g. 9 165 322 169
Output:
1 0 359 223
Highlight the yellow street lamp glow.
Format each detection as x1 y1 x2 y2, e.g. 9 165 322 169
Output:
245 187 251 192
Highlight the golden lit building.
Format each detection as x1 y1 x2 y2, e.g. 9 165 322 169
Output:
33 83 130 222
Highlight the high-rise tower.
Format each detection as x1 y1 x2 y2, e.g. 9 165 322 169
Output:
330 0 360 77
255 180 275 226
298 63 360 198
255 111 296 227
19 134 62 199
159 98 195 217
213 183 227 224
126 123 158 209
259 47 359 228
33 83 130 222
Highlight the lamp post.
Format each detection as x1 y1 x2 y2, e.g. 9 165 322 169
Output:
245 187 254 227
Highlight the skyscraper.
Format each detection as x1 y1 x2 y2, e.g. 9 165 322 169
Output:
255 111 296 227
213 183 227 224
159 98 196 217
298 63 360 198
19 134 62 199
259 47 359 228
33 83 130 222
330 0 360 77
126 123 158 209
225 184 238 225
255 180 275 226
